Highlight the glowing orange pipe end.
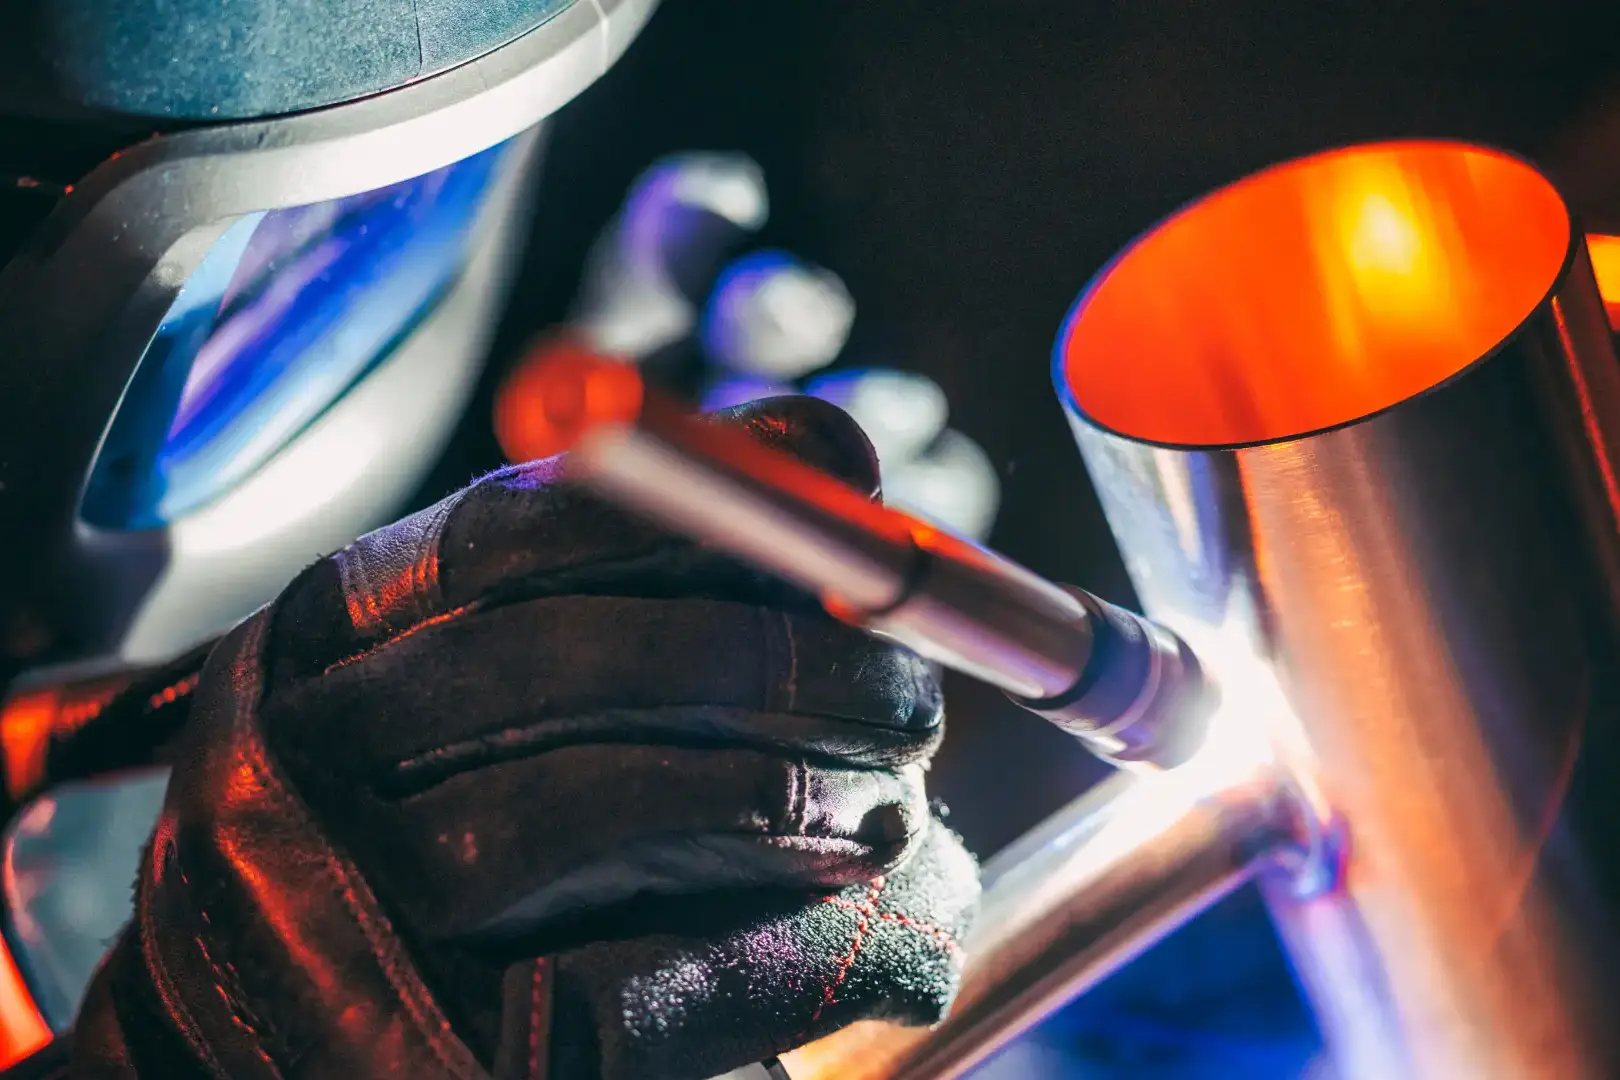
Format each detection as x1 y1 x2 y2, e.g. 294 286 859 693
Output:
1061 141 1572 448
494 336 645 463
1586 234 1620 331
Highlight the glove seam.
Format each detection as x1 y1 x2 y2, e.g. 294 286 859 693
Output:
335 493 459 636
318 545 766 672
378 707 942 799
821 897 964 959
241 726 480 1080
138 839 235 1080
324 603 479 675
794 758 810 837
527 960 550 1080
412 495 458 617
802 875 889 1034
103 932 222 1080
173 847 287 1080
461 541 818 620
215 612 484 1080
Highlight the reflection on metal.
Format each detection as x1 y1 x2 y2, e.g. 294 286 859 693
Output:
1584 233 1620 329
1059 141 1620 1079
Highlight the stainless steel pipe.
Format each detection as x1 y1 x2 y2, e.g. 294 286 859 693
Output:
780 752 1309 1080
1058 139 1620 1079
885 761 1303 1080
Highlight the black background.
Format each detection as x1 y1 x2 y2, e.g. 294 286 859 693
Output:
416 0 1620 859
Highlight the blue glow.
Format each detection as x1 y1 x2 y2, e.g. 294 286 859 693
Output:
82 139 514 529
802 370 866 398
970 886 1322 1079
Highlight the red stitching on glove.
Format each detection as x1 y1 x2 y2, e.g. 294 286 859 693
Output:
821 896 965 958
874 910 964 957
177 854 284 1078
529 959 548 1080
806 876 887 1028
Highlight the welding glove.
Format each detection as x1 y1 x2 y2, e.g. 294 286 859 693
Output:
59 396 979 1080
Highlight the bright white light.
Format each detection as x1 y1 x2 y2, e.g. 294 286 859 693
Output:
1169 618 1290 794
177 419 382 554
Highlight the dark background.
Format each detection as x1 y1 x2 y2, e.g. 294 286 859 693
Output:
420 0 1620 859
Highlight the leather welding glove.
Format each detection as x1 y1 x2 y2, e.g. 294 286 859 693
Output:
57 396 979 1080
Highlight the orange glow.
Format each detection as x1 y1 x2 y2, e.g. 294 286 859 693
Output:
0 691 56 806
493 336 645 463
1585 234 1620 330
0 934 49 1067
781 1019 927 1080
1060 142 1571 448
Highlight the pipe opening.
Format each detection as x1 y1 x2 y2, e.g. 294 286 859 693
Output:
1058 141 1572 449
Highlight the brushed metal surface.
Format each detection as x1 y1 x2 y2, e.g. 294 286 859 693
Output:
1062 141 1620 1079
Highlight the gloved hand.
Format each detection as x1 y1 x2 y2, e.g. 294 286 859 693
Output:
64 397 979 1080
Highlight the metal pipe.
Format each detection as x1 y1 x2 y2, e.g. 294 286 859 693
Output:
780 748 1309 1080
1057 139 1620 1079
889 760 1300 1080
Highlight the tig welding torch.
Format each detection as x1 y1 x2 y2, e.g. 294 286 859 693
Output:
523 349 1216 770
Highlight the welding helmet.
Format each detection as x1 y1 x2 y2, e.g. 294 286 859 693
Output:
0 0 660 1043
0 0 659 684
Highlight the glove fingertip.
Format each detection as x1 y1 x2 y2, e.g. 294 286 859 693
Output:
710 396 884 499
